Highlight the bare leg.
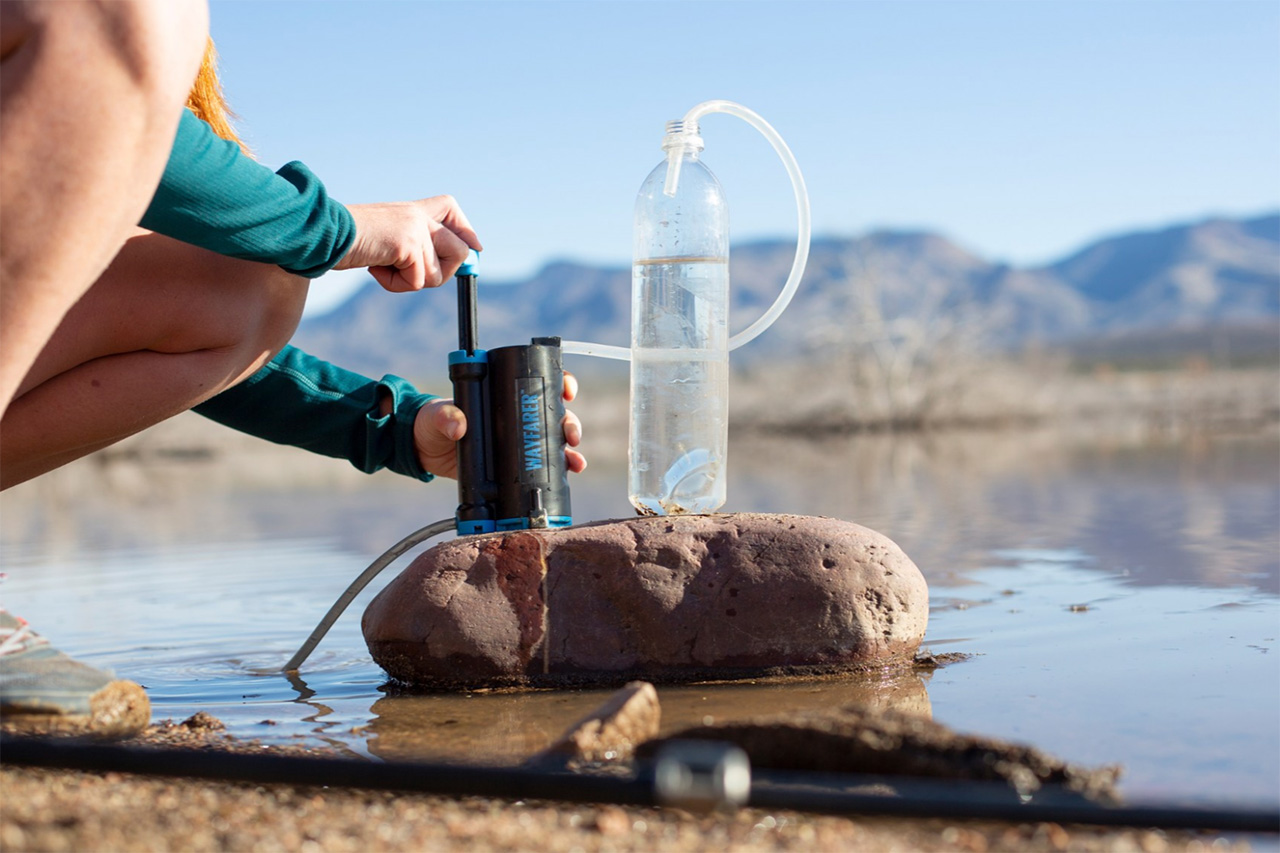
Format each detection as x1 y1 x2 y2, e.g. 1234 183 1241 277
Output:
0 231 309 489
0 0 209 418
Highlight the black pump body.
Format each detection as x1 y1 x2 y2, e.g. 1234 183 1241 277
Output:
448 264 571 535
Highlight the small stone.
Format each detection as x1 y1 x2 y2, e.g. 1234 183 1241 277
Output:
593 806 630 836
1139 831 1169 853
363 513 928 688
181 712 225 731
1046 823 1071 850
530 681 660 767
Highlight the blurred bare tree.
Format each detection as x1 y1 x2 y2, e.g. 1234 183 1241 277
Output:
761 243 1066 432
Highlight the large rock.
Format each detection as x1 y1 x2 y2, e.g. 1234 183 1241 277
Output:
363 513 927 688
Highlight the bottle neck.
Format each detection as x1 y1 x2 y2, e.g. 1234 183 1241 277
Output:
661 119 704 192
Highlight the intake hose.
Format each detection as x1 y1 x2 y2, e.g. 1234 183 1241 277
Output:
281 517 455 672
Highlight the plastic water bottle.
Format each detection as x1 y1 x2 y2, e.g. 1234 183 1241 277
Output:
561 101 810 517
628 120 730 515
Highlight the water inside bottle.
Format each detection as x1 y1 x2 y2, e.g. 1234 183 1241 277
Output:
628 257 729 515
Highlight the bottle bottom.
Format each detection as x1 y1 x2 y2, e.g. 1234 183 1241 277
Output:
629 447 725 515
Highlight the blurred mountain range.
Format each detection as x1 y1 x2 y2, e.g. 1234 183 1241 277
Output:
295 213 1279 379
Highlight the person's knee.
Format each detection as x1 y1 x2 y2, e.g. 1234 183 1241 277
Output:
94 0 210 119
85 234 309 370
250 267 310 362
123 0 209 110
3 0 208 115
173 260 308 389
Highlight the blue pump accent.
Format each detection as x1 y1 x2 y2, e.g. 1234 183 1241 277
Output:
457 249 480 277
495 515 573 532
448 348 488 366
456 518 496 535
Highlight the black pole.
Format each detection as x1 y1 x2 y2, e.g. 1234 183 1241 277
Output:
0 737 654 806
3 737 1276 834
457 271 479 356
451 267 495 531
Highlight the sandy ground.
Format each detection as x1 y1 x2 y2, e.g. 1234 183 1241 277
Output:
0 718 1259 853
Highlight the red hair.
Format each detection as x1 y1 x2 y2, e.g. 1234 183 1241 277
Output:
185 38 249 155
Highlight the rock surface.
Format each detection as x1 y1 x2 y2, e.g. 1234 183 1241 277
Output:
363 513 928 688
638 703 1122 803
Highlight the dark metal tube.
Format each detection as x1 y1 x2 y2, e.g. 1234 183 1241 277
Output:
0 738 652 806
457 273 479 355
450 358 493 527
3 737 1276 834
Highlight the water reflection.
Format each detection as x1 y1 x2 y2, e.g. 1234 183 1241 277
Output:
4 427 1273 592
364 671 932 765
731 430 1279 593
922 550 1278 805
0 428 1276 804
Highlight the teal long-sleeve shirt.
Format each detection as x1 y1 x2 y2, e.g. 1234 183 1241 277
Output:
193 346 436 482
141 110 355 278
140 111 436 480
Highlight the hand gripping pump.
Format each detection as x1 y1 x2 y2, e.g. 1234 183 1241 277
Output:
450 251 572 534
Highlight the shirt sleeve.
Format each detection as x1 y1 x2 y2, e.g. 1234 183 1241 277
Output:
192 345 436 482
140 110 356 278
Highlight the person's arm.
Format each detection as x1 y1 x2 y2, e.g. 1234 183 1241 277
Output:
140 110 355 278
192 345 435 481
140 110 484 289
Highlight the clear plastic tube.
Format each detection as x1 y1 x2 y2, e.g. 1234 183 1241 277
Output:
685 101 810 352
560 100 811 358
560 339 632 360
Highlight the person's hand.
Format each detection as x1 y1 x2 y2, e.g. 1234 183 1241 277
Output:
335 195 482 292
413 372 586 480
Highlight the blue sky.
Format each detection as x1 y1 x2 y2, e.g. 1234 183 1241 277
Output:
209 0 1280 314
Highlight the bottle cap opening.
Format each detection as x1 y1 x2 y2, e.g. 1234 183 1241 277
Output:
662 119 704 153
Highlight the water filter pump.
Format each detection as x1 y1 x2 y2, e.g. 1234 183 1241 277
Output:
449 251 572 534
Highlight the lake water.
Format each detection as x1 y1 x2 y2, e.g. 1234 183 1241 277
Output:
2 425 1276 810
